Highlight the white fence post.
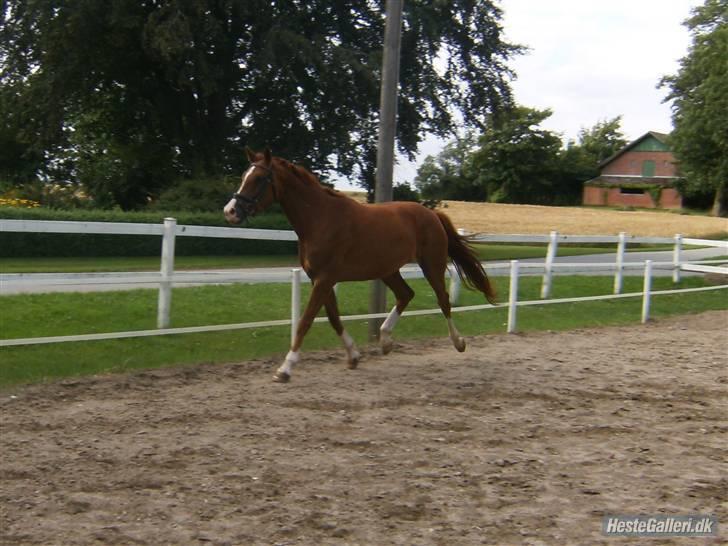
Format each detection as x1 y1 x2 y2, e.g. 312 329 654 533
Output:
613 231 627 294
291 268 302 343
541 230 558 299
157 217 177 329
449 229 467 305
673 234 683 284
449 265 461 306
507 260 519 333
641 260 653 324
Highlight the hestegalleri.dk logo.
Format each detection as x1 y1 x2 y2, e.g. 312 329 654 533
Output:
602 515 718 537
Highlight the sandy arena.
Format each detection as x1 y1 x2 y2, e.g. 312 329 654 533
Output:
1 311 726 545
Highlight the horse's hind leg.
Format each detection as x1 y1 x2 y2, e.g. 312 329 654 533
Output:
323 288 361 369
421 258 466 352
379 272 415 354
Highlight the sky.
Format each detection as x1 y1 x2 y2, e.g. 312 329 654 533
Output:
337 0 699 191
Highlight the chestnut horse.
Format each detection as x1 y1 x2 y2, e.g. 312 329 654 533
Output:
224 148 496 382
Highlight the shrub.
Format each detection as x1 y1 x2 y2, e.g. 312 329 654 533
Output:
0 208 296 257
152 176 237 212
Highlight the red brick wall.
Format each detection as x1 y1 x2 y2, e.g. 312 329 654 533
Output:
659 188 682 209
605 188 655 208
602 151 677 177
583 185 606 205
583 186 683 209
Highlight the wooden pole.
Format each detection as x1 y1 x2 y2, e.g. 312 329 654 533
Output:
368 0 404 341
540 230 559 299
507 260 520 334
641 260 653 323
613 231 626 294
291 268 301 344
157 217 177 329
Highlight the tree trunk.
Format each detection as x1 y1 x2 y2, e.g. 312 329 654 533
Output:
711 184 726 217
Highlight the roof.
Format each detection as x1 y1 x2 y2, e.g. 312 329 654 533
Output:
599 131 671 168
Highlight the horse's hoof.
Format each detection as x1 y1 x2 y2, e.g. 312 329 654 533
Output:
273 371 290 383
455 338 466 352
381 340 393 355
348 354 360 369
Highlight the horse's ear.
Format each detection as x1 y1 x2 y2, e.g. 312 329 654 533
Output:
263 146 272 166
244 146 256 163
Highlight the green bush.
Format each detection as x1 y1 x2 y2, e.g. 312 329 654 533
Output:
0 208 297 257
152 176 236 212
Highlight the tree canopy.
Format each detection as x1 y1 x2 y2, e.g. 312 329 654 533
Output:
576 116 627 164
413 131 481 201
414 110 626 205
0 0 520 208
661 0 728 216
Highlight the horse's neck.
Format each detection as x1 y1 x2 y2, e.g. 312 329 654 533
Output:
277 172 332 239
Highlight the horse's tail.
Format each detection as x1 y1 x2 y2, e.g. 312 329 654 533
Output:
436 211 497 305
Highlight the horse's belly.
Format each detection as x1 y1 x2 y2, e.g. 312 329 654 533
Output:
339 245 414 281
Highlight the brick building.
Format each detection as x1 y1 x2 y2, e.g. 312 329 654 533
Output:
582 132 682 209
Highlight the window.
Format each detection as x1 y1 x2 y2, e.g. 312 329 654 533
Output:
620 187 644 195
642 160 656 177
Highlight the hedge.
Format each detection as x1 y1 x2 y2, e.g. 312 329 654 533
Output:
0 208 297 257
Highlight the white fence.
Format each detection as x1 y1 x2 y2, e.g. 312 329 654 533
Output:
1 218 726 348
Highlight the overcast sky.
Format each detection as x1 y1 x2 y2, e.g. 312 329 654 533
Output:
338 0 699 191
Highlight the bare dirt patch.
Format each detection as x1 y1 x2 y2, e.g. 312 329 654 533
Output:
1 311 726 545
440 200 728 238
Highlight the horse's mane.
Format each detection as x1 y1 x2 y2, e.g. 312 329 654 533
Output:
275 158 346 199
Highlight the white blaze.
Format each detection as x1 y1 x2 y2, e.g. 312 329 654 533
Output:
224 166 256 218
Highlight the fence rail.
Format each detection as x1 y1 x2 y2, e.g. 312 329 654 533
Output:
2 218 726 348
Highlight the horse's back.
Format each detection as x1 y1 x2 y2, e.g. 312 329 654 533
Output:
352 200 448 259
354 200 443 237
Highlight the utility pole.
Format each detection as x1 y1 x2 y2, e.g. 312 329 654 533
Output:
368 0 404 341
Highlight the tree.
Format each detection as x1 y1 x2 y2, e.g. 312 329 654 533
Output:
411 114 624 205
0 0 520 209
576 116 628 164
660 0 728 216
469 106 564 204
413 131 482 200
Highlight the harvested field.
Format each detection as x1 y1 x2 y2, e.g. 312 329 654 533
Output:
439 201 727 238
1 311 726 545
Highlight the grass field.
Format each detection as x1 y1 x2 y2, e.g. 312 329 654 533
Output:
2 275 726 387
0 244 678 273
440 200 728 238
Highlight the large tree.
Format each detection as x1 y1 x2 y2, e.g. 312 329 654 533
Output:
468 106 564 204
413 131 482 201
576 116 627 164
661 0 728 216
0 0 520 209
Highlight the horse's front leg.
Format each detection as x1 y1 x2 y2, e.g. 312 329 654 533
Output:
274 279 333 383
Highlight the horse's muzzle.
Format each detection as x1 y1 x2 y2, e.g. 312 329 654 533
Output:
224 195 254 224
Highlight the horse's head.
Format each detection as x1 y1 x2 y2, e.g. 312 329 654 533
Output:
224 147 277 224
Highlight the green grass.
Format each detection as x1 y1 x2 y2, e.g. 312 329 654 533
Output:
0 254 301 273
1 275 726 388
0 244 677 273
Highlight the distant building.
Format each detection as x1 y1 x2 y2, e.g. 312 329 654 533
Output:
582 132 682 209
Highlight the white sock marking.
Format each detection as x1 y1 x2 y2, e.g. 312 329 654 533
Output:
447 318 460 340
277 350 299 377
447 317 465 350
340 330 360 361
380 306 400 334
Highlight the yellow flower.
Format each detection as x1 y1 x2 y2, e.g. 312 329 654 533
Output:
0 196 41 208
